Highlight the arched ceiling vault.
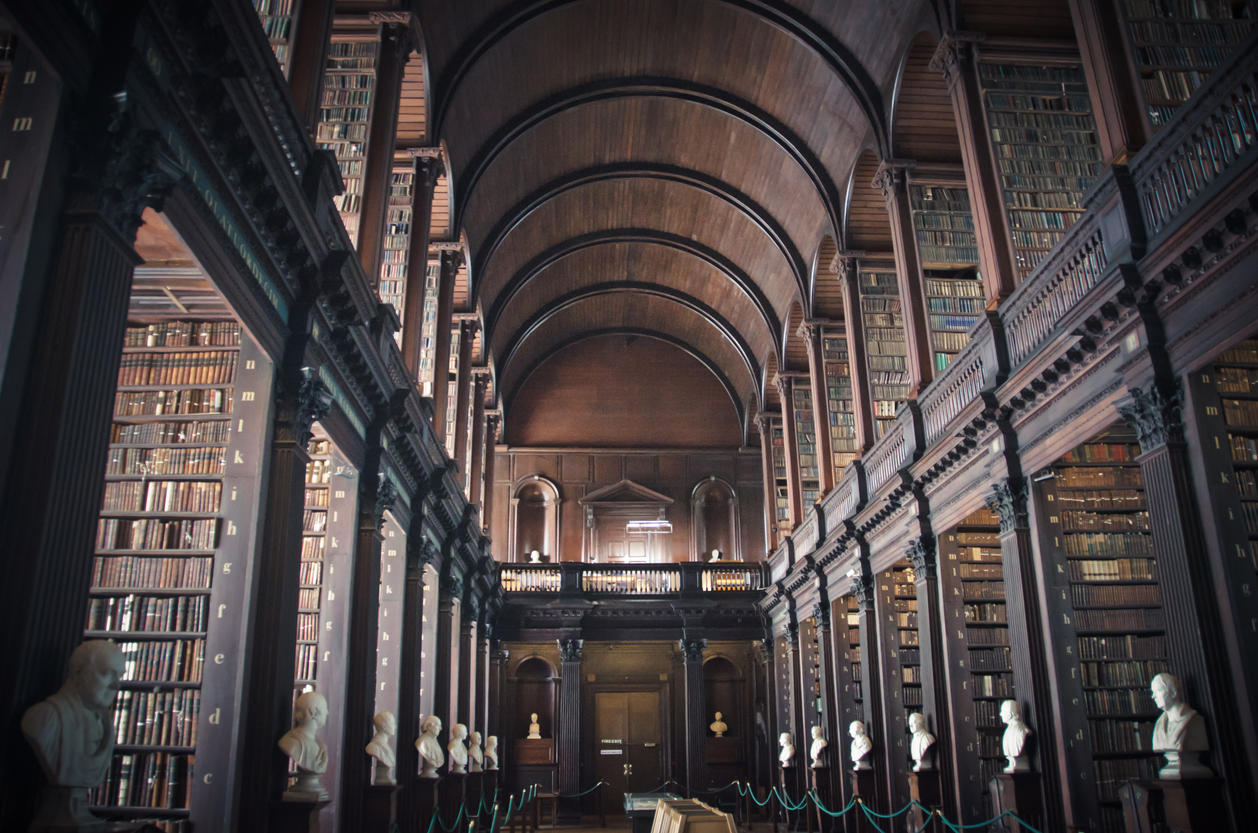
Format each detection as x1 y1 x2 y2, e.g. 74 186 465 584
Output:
416 0 931 431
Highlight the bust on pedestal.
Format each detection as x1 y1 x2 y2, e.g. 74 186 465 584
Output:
416 714 445 778
709 711 728 737
278 691 330 801
468 731 484 773
999 700 1031 773
849 721 873 771
366 711 397 785
20 640 126 831
778 732 795 767
908 713 935 772
1151 673 1211 779
809 726 828 768
447 723 469 774
527 712 542 739
485 735 500 770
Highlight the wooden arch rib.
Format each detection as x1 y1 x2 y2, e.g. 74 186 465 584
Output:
812 234 843 321
452 78 844 300
781 302 807 373
426 0 889 157
505 328 749 431
483 229 781 357
474 163 809 303
498 285 760 398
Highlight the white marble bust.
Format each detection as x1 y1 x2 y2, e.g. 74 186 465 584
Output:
709 711 728 737
1151 672 1211 778
779 731 795 767
21 640 126 829
849 720 873 771
809 725 829 768
908 713 935 772
447 722 469 774
468 730 484 773
999 700 1031 773
278 690 330 800
527 712 542 739
365 711 397 785
416 714 445 778
485 734 500 770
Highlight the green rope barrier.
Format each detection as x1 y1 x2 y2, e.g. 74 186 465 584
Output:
558 779 608 798
859 802 889 833
807 790 856 817
859 800 915 819
435 803 465 833
773 786 809 812
744 784 773 807
426 811 439 833
688 780 741 795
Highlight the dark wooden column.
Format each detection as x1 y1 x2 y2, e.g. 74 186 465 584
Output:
338 443 395 832
557 637 584 818
837 256 876 450
481 413 500 534
1119 385 1252 826
931 34 1018 304
400 151 442 380
776 375 804 527
988 477 1066 832
488 644 509 738
1067 0 1149 162
435 580 463 734
286 0 335 135
810 593 841 801
783 613 807 799
458 613 477 729
800 321 836 493
476 622 492 737
873 566 911 813
680 636 707 796
452 318 478 487
849 559 890 812
396 538 433 832
430 248 460 439
357 19 412 287
873 161 935 395
239 362 332 823
468 371 488 507
907 536 957 820
755 414 780 549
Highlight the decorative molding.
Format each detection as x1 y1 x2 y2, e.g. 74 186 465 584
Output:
1117 384 1184 452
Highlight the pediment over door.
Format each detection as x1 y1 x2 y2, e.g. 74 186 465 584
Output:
579 480 674 563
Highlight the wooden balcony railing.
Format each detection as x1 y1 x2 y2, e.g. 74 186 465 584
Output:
499 562 764 595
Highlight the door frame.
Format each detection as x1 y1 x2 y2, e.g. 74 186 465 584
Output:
585 679 674 805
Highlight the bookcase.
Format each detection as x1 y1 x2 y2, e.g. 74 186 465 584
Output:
937 507 1011 816
791 383 820 506
909 183 979 268
444 324 461 458
1119 0 1258 131
821 330 860 478
375 514 407 718
1036 436 1166 833
297 440 331 695
379 167 414 345
890 565 922 719
858 267 910 438
977 59 1105 280
317 37 379 247
769 418 790 542
88 317 260 832
841 595 863 729
250 0 300 75
799 616 823 738
417 258 441 397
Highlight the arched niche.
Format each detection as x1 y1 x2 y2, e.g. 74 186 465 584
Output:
691 476 741 561
511 656 558 745
510 475 560 562
703 656 744 737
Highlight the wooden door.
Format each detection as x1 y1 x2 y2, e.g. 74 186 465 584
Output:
594 690 663 811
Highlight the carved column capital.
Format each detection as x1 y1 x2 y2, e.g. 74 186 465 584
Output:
295 366 334 446
1117 384 1184 452
798 319 825 345
775 374 793 400
446 574 464 598
373 472 399 529
906 536 936 580
754 412 776 435
679 637 706 663
811 601 831 630
848 572 874 612
100 127 183 243
930 32 980 89
558 637 584 663
872 159 912 205
410 149 445 188
986 478 1028 533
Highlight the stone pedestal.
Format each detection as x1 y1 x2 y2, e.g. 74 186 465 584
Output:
988 772 1042 833
907 770 941 831
271 796 330 833
365 784 400 832
1119 778 1227 833
415 777 441 833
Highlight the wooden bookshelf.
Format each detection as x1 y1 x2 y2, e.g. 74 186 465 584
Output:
1120 0 1258 131
791 383 820 507
1040 438 1167 833
317 37 379 247
977 60 1105 280
418 258 441 398
379 167 413 345
250 0 300 75
858 267 910 438
296 440 331 692
88 318 254 833
769 417 790 542
938 507 1011 815
821 330 859 478
909 183 979 267
924 270 985 372
891 565 921 719
843 595 863 722
444 324 461 458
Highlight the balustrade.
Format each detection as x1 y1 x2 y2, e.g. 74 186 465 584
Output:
499 562 762 595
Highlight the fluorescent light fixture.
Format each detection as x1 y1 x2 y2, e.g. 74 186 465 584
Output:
626 520 673 534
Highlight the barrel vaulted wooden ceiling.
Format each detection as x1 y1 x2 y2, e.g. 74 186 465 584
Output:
400 0 1009 444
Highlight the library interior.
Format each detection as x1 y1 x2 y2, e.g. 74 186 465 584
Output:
1 1 1257 832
